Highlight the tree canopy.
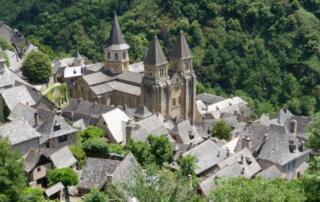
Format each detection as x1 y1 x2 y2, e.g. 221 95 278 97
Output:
0 137 26 202
22 51 52 83
179 154 197 177
307 113 320 151
211 120 232 140
302 156 320 202
84 189 109 202
211 177 305 202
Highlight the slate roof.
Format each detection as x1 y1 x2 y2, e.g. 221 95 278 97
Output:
45 182 64 197
108 81 141 96
197 93 226 105
0 68 16 88
128 62 144 73
107 14 127 47
258 131 311 166
171 120 203 145
0 85 39 110
49 146 77 168
79 153 140 191
83 72 113 86
90 82 113 95
256 165 282 179
170 30 192 59
199 163 244 196
277 108 293 126
285 116 311 140
116 72 144 85
23 149 42 172
0 120 41 145
101 108 129 143
62 99 113 125
133 105 152 119
218 148 261 178
235 123 269 155
79 157 121 190
36 108 77 144
144 35 168 66
8 103 36 126
86 62 105 73
183 139 227 175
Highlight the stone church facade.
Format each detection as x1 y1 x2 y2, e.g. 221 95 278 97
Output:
70 14 196 122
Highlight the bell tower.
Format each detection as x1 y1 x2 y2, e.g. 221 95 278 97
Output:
142 35 171 116
104 14 130 75
169 30 196 122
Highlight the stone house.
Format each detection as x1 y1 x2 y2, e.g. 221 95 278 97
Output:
0 120 41 155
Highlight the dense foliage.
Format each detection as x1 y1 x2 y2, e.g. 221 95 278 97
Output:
178 154 197 176
211 120 232 140
22 51 52 83
307 113 320 151
302 156 320 202
0 138 26 202
18 187 45 202
211 177 306 202
1 0 320 115
128 135 174 167
84 189 109 202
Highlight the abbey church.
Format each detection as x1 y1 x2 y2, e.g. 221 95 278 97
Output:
70 14 196 122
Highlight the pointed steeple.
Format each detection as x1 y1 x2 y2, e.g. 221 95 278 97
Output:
170 30 192 59
144 35 168 66
107 13 126 46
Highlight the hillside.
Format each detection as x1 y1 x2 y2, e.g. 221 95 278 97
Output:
1 0 320 116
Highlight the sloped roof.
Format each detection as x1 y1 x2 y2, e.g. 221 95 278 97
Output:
218 148 261 178
49 146 77 168
0 68 16 88
197 93 226 105
79 157 121 190
23 149 42 172
170 30 192 59
8 103 36 126
107 14 128 47
172 120 203 145
183 139 227 175
144 35 168 66
82 72 113 86
108 81 141 96
0 85 38 110
258 131 311 166
0 120 41 145
256 165 282 179
45 182 64 197
101 108 129 143
116 71 144 85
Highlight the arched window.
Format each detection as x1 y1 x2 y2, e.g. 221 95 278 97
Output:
123 52 126 59
115 52 118 60
107 52 111 59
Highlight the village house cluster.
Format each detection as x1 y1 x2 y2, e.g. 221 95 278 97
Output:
0 16 312 200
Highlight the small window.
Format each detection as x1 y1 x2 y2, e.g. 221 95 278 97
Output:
178 96 181 104
160 69 164 76
107 52 111 59
45 142 50 148
115 53 118 60
58 135 68 143
37 167 41 172
185 62 189 69
123 52 126 59
172 98 176 106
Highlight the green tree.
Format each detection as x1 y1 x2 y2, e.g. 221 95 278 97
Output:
18 187 45 202
127 140 151 166
84 189 108 202
22 51 52 83
0 137 26 202
179 154 197 176
147 135 173 166
307 113 320 151
211 120 232 140
82 138 109 156
302 156 320 202
79 126 106 142
211 177 305 202
48 168 79 202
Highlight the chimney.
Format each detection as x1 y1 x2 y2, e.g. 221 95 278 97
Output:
226 148 230 158
241 135 252 150
34 112 38 127
289 140 296 153
241 167 245 175
125 120 133 145
298 141 305 152
290 119 298 134
107 174 113 182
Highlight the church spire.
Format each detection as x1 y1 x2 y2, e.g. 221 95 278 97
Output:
107 13 126 46
144 35 168 66
170 30 192 59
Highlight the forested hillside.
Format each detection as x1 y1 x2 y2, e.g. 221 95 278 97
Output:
1 0 320 116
